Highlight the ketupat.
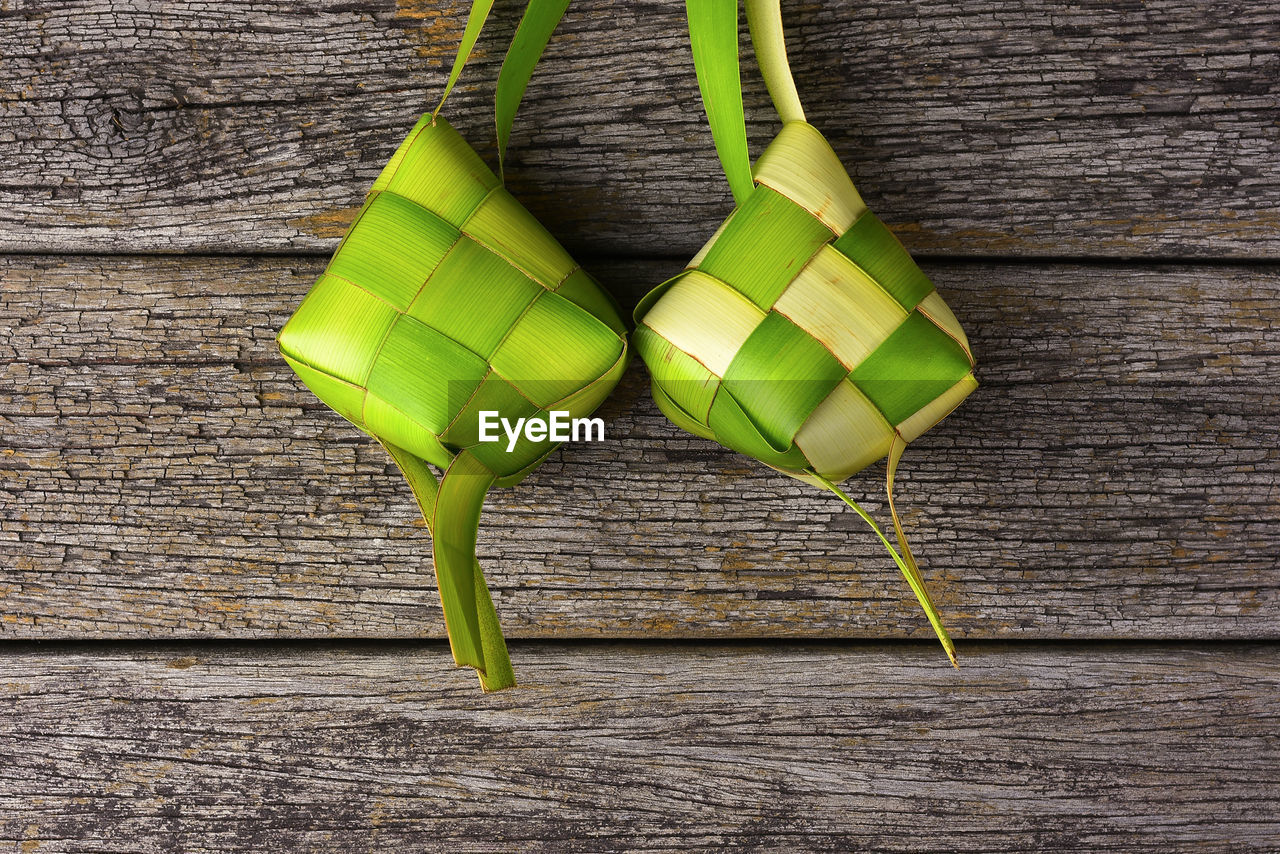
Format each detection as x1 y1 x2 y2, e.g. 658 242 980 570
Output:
633 0 976 664
277 1 628 690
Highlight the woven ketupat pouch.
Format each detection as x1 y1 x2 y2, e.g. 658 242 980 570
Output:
635 120 975 484
633 0 978 664
279 114 627 690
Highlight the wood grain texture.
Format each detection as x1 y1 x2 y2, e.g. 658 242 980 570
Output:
4 255 1277 640
2 0 1278 257
0 642 1275 852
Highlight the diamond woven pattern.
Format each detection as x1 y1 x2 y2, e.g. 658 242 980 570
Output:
635 121 977 484
278 115 628 485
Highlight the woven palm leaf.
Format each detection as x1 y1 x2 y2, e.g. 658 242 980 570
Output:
278 1 628 690
634 0 976 663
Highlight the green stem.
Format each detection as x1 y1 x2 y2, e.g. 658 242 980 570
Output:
745 0 806 124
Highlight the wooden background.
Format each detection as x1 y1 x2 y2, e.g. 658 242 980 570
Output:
2 0 1277 849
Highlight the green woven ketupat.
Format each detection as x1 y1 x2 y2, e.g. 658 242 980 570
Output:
635 126 976 478
634 0 976 664
277 2 628 690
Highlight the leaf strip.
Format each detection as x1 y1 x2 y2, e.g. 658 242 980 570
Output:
686 0 753 204
496 0 573 178
745 0 805 123
813 465 959 668
387 440 516 692
434 0 498 118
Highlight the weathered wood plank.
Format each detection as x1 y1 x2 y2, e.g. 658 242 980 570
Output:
3 0 1278 257
0 642 1275 851
3 255 1278 639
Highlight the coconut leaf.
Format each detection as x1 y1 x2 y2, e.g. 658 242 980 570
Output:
434 0 496 118
496 0 573 177
685 0 753 204
744 0 805 123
